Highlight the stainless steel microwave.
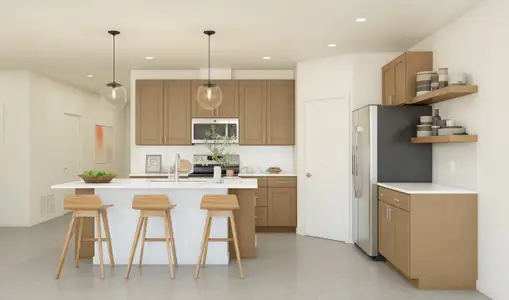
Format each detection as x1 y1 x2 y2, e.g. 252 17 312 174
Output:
191 118 239 144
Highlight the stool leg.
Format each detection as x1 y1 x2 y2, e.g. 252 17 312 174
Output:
138 217 148 268
55 212 77 279
195 213 211 279
201 216 212 267
75 217 84 268
95 211 105 279
230 214 244 279
167 211 178 267
101 209 115 267
125 212 144 279
163 211 174 279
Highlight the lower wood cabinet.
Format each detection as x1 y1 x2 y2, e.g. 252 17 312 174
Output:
267 188 297 227
243 176 297 231
378 186 478 290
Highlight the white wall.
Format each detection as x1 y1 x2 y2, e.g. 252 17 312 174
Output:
295 53 397 240
0 72 127 227
129 69 296 174
411 1 508 298
28 73 127 226
0 72 30 226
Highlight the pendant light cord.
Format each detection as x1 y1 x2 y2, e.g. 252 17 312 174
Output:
208 34 211 85
112 34 116 83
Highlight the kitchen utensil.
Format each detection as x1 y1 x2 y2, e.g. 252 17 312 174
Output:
449 72 467 85
432 109 442 126
445 119 456 127
420 116 433 124
417 131 432 137
438 68 449 88
431 126 440 136
267 166 282 174
79 174 116 184
438 127 466 136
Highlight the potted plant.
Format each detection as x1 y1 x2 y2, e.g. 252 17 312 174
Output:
204 125 237 166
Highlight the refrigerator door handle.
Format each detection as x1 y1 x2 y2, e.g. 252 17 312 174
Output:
356 130 362 198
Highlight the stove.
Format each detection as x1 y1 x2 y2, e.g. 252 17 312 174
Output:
187 154 240 178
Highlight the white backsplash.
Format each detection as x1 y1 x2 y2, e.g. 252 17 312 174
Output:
130 145 295 174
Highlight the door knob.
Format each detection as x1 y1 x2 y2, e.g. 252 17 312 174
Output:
306 173 312 178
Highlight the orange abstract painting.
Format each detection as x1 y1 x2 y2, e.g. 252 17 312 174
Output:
95 125 114 163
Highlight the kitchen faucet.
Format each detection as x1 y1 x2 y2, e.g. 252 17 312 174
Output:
173 153 180 183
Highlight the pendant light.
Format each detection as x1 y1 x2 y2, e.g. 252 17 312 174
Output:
196 30 222 111
101 30 127 109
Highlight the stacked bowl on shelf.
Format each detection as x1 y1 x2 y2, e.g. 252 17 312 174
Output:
416 116 433 137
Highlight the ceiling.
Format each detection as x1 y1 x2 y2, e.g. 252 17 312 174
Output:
0 0 480 93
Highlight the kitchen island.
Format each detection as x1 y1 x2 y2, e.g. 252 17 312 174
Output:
51 178 257 265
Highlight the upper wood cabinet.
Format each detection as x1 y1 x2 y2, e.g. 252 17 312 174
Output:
191 80 239 118
136 80 191 146
382 52 433 105
267 80 295 145
164 80 191 145
239 80 267 145
136 80 165 145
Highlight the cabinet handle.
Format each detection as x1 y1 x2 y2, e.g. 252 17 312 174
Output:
278 181 286 184
164 136 168 144
386 206 389 220
254 196 259 200
393 198 400 202
389 95 392 104
380 193 384 197
388 207 392 221
160 136 162 144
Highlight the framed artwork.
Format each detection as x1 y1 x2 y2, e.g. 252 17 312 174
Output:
95 125 114 164
145 154 162 173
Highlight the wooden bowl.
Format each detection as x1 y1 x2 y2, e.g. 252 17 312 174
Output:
79 174 116 184
267 167 282 174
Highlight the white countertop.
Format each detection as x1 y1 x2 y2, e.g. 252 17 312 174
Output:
51 178 258 190
129 173 297 177
238 173 297 177
378 182 477 195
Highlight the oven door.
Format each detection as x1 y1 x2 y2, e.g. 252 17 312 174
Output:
192 118 238 144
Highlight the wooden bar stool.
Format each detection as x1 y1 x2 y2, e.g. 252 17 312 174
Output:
125 195 177 279
194 194 244 279
55 195 114 279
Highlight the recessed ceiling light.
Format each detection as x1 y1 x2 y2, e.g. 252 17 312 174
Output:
145 56 155 60
328 44 337 48
262 56 271 60
86 74 94 78
356 17 367 23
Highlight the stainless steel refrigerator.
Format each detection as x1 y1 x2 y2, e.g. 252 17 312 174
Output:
352 105 432 259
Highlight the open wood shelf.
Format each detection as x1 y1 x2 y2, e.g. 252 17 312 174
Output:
411 135 478 144
410 85 478 105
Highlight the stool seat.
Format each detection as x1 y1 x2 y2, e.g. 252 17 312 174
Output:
195 194 244 279
132 195 176 210
200 194 240 211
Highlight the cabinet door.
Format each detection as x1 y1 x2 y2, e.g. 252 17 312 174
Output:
255 207 268 227
393 54 407 105
378 201 394 261
239 80 267 145
255 188 268 207
267 80 295 145
136 80 164 145
191 80 239 117
392 206 410 277
163 80 191 145
382 63 394 105
268 188 297 227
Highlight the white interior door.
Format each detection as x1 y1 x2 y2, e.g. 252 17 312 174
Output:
303 97 351 242
61 114 82 184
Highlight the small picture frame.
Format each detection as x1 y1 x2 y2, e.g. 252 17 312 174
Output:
145 154 162 173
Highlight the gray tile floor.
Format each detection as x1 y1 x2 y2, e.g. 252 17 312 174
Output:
0 215 490 300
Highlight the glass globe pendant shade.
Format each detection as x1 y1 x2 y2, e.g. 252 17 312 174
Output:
197 83 223 111
101 82 127 109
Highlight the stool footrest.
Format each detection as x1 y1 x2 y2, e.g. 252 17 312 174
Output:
208 238 233 242
144 238 174 242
